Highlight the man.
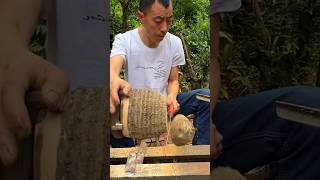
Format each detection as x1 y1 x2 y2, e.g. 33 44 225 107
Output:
211 0 320 179
0 0 106 166
110 0 210 146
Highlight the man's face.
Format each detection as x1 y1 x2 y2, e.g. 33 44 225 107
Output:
139 1 173 43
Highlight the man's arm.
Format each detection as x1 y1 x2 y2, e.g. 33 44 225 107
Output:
167 66 180 116
110 56 125 82
0 0 42 47
109 56 131 114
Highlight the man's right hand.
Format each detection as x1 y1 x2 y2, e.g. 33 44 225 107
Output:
109 77 131 114
0 48 69 166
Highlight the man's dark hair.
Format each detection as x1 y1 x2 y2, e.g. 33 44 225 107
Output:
139 0 171 14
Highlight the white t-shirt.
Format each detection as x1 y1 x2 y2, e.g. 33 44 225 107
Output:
44 0 107 90
110 29 185 95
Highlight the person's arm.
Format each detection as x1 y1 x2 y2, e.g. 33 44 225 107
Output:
109 33 132 114
210 14 223 160
0 0 42 47
167 66 180 117
0 0 69 166
109 56 131 114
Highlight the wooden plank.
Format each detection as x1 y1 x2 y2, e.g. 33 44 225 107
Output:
110 162 210 179
110 144 209 164
34 111 61 180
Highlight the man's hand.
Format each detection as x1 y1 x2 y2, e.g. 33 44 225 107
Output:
0 0 69 167
166 95 179 118
166 66 180 118
109 77 131 114
211 122 223 159
0 49 69 166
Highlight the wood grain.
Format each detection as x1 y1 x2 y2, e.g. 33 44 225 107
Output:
110 144 209 164
110 162 210 179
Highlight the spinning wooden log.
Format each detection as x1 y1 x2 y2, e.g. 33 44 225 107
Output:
111 89 197 146
111 89 168 140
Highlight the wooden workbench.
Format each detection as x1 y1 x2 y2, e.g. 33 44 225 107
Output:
111 144 209 164
111 162 210 179
110 144 210 179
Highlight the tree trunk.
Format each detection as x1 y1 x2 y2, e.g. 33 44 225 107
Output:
119 0 133 32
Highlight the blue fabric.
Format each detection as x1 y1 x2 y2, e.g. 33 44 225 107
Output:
110 134 135 148
212 86 320 179
177 89 211 145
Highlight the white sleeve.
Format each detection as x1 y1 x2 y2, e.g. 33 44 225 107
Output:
110 33 127 61
172 36 185 67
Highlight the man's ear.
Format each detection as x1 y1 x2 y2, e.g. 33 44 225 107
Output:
137 10 145 23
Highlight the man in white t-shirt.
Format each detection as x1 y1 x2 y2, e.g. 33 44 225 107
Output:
110 26 185 96
210 0 320 179
110 0 210 147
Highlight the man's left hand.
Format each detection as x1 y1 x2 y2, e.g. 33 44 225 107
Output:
166 95 179 118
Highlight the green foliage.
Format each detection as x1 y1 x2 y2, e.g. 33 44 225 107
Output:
219 0 320 99
29 20 47 58
110 0 140 36
170 0 210 90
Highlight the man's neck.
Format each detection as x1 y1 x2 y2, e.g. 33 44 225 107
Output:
138 28 159 48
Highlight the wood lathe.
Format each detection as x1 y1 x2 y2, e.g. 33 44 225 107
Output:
110 89 210 179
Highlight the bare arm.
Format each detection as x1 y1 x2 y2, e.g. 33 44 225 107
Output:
109 56 131 114
110 56 125 80
0 0 42 47
167 66 180 116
